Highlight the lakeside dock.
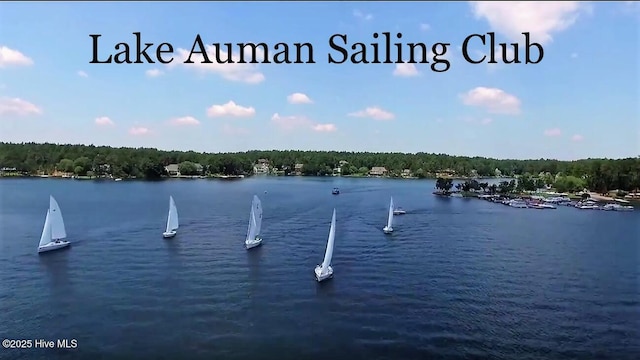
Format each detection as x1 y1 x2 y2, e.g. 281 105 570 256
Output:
434 190 636 212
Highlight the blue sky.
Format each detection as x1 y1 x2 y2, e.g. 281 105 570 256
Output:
0 1 638 160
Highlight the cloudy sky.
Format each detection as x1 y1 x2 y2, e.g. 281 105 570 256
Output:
0 1 638 160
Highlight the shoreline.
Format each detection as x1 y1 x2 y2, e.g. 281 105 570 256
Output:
5 173 638 203
0 173 505 181
450 190 640 203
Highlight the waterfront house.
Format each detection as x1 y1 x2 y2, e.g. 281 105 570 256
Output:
294 163 304 175
369 166 388 176
0 167 19 176
253 159 270 175
165 164 180 176
94 163 111 174
165 163 203 176
436 168 456 178
402 169 412 178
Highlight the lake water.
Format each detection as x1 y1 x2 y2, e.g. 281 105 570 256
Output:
0 177 638 360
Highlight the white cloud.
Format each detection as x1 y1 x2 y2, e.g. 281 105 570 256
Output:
0 46 33 68
312 123 338 132
170 116 200 126
348 106 395 121
170 44 265 84
0 97 42 116
271 113 312 131
222 124 249 135
393 63 420 77
206 101 256 118
470 2 588 45
353 10 373 20
77 70 88 78
460 87 521 115
419 23 431 31
544 128 562 137
129 126 150 136
270 113 335 133
145 68 164 77
571 134 584 142
94 116 114 126
287 92 313 104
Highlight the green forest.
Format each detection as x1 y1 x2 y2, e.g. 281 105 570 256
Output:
0 142 639 193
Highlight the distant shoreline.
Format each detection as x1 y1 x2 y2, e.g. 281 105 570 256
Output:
0 173 506 182
4 172 639 204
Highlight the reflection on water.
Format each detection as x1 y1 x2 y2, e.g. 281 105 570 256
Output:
39 249 72 294
247 246 264 275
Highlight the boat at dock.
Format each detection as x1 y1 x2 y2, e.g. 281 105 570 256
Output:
529 202 557 209
576 200 600 210
507 199 528 208
603 203 634 211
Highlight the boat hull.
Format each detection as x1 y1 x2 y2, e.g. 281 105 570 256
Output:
315 265 333 282
383 226 393 234
245 237 263 249
38 240 70 253
162 231 177 238
393 211 406 215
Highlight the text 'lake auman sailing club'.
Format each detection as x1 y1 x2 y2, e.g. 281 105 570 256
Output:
89 32 545 73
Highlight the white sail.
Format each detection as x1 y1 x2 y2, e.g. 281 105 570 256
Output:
246 209 258 241
49 195 67 240
245 206 253 241
166 196 179 232
320 209 337 274
38 210 52 247
386 196 394 228
252 195 262 236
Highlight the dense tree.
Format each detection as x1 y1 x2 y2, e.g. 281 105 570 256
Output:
498 180 517 194
178 161 199 176
516 174 537 192
0 142 638 193
435 178 454 193
554 175 586 193
57 158 74 173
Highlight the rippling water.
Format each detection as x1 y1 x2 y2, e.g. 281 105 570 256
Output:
1 177 638 360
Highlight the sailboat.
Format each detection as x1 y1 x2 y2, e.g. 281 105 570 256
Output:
162 195 179 238
245 195 263 249
383 196 394 234
315 208 336 282
38 195 70 253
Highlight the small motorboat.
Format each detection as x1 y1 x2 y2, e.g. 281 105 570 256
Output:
332 187 340 195
393 207 406 215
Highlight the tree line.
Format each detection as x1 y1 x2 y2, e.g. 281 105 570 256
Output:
434 176 599 196
0 142 638 193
